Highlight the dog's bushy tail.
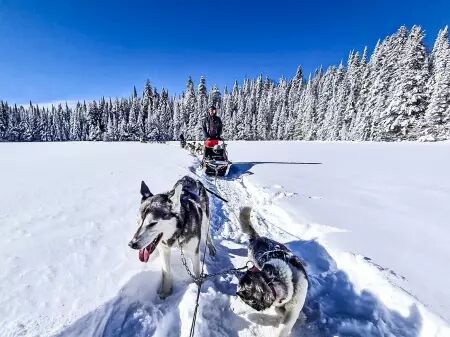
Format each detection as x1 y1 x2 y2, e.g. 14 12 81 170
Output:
239 207 259 239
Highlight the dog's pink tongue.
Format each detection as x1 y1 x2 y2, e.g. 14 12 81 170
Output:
139 247 150 263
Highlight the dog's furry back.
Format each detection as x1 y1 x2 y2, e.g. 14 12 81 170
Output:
239 207 259 239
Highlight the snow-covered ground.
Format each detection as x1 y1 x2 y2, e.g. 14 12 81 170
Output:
0 141 449 337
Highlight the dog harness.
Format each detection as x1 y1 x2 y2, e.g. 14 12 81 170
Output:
258 250 308 279
255 250 308 306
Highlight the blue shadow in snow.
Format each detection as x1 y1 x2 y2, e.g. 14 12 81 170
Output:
205 190 248 296
284 239 422 337
226 161 322 180
54 270 183 337
205 186 422 337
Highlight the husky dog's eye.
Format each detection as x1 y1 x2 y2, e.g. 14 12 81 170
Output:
147 221 157 227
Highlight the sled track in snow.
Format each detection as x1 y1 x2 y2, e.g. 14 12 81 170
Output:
190 160 426 337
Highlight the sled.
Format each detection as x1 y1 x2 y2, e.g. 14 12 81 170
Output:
202 139 231 177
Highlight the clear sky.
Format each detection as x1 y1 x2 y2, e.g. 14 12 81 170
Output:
0 0 449 105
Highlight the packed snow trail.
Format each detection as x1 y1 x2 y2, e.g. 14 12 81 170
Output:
183 163 441 337
1 142 449 337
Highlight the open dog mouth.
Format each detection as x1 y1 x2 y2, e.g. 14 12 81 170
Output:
138 233 163 263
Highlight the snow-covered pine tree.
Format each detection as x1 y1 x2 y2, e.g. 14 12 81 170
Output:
87 101 103 141
39 107 52 141
276 77 290 139
195 76 208 140
285 67 303 139
315 66 338 140
241 79 256 140
70 102 81 140
146 88 161 141
234 81 248 139
288 66 304 110
20 102 33 141
330 61 349 140
339 51 362 140
383 26 429 140
256 76 271 140
349 46 371 140
172 98 182 140
423 27 450 140
139 80 154 140
366 28 409 140
62 102 71 140
209 84 221 108
0 101 9 141
295 73 319 140
157 89 173 140
128 89 141 140
261 79 276 140
183 77 197 140
229 80 241 140
104 99 120 141
7 104 21 141
220 86 232 139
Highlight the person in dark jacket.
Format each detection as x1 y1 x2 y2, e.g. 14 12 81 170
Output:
179 133 186 148
202 106 222 140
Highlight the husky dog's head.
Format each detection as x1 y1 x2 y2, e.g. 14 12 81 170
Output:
128 181 182 262
237 270 276 311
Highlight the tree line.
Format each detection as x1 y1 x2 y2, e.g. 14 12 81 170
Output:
1 25 449 142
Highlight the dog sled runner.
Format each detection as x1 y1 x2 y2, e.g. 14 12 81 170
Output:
202 139 231 177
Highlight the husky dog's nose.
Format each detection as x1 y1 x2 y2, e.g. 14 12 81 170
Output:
128 240 138 249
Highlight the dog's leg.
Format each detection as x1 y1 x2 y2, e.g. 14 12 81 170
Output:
206 230 216 256
278 301 302 337
191 250 201 278
202 208 216 257
158 245 173 298
203 215 216 257
199 186 216 257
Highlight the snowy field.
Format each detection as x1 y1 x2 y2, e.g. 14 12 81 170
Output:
0 141 449 337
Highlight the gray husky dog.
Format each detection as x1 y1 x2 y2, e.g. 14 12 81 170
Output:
128 175 216 298
237 207 308 337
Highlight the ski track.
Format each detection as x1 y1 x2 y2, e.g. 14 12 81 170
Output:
51 150 445 337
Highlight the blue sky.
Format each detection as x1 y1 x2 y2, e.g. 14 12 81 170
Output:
0 0 449 104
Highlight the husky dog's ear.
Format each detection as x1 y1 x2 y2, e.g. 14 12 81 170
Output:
169 184 183 214
140 181 153 201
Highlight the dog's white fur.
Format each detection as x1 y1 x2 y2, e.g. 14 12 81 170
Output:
130 182 213 298
241 207 308 337
269 259 308 337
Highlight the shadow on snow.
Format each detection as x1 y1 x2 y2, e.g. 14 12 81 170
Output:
54 270 181 337
226 161 322 180
200 179 422 337
285 239 422 337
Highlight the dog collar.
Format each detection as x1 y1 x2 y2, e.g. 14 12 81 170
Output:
249 265 260 272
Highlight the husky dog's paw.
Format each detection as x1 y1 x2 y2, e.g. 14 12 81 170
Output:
158 290 172 299
158 283 172 299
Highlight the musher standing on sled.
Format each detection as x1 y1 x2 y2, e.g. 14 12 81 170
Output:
202 106 223 159
202 105 222 140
